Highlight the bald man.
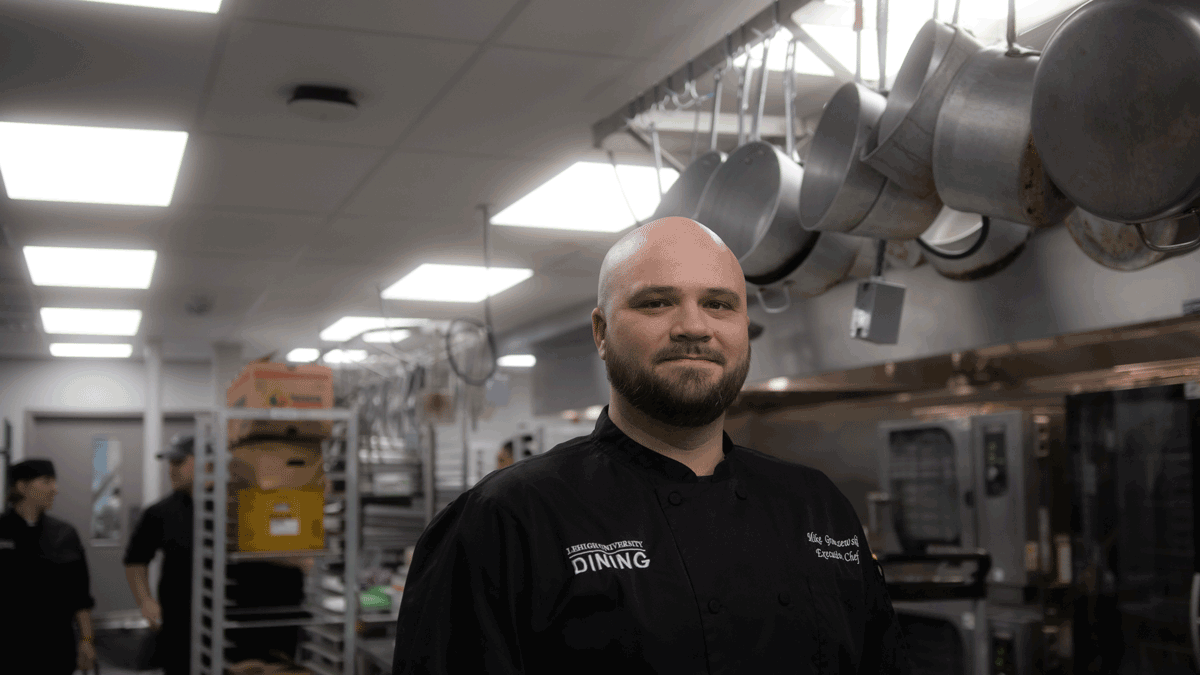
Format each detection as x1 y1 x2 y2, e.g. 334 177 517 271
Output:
392 218 911 674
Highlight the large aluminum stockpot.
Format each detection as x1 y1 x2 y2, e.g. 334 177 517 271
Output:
1065 208 1200 272
799 82 889 234
861 20 982 198
1032 0 1200 224
695 140 811 282
651 149 726 221
933 45 1073 228
919 207 1032 281
747 231 862 313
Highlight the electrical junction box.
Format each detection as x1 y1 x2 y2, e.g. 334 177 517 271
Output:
851 279 906 344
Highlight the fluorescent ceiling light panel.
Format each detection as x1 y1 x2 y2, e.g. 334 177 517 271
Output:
497 354 536 368
319 316 428 342
381 264 534 303
492 161 678 233
323 349 367 364
361 329 412 344
0 122 188 207
287 348 320 363
24 246 157 289
50 343 134 358
40 308 142 336
75 0 223 13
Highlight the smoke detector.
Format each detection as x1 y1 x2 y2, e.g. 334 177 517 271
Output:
185 295 213 316
288 85 359 122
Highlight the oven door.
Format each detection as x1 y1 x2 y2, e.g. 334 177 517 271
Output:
1067 384 1199 674
878 418 977 555
892 599 988 675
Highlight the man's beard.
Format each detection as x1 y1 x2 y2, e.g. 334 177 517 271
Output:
604 341 751 428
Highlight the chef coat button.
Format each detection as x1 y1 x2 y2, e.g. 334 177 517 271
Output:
778 592 791 606
735 486 747 500
668 491 683 506
708 599 721 614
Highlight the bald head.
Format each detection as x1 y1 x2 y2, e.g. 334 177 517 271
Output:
596 217 745 320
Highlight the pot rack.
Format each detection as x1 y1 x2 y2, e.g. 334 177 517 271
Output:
591 0 835 162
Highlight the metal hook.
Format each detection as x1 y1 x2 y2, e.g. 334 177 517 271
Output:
1003 0 1041 57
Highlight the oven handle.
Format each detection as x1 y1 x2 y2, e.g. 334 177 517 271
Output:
1190 572 1200 671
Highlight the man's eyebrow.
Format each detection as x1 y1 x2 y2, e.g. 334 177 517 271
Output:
627 286 741 303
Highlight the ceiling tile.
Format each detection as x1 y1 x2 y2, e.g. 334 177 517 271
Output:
201 21 477 146
163 209 326 260
343 151 548 221
0 200 172 249
400 47 634 157
236 0 524 43
300 215 463 265
0 0 219 129
497 0 736 59
173 135 385 213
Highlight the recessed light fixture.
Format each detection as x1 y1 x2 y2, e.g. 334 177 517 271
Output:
497 354 536 368
288 85 359 122
381 264 533 303
323 349 367 364
584 405 604 420
0 122 188 206
50 343 134 358
40 308 142 336
77 0 223 12
492 161 678 233
361 329 412 344
319 317 428 343
286 348 320 363
24 246 157 289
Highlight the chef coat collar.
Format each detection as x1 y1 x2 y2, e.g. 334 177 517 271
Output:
591 404 736 483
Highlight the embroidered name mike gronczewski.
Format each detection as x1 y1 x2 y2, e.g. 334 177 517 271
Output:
806 531 861 564
566 540 650 575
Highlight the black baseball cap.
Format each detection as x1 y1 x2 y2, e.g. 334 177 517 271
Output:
10 459 56 484
157 433 197 462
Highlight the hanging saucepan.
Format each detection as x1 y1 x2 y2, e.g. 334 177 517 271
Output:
919 207 1031 281
652 66 728 220
931 2 1073 227
1065 208 1200 272
697 31 815 283
848 238 924 279
860 20 982 198
1031 0 1200 254
738 40 860 314
799 81 941 239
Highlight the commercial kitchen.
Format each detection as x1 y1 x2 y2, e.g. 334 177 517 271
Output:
0 0 1197 673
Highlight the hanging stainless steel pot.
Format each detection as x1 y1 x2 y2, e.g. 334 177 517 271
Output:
861 20 982 198
800 81 942 239
1031 0 1200 231
1065 208 1200 272
919 207 1031 281
933 45 1074 227
652 70 727 220
698 33 815 283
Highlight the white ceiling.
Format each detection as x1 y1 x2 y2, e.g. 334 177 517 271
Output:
2 0 926 364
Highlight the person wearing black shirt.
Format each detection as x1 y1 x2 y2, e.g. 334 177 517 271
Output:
0 459 97 675
124 433 198 675
391 217 912 674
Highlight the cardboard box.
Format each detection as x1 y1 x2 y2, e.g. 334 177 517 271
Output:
226 359 335 443
230 438 326 491
230 488 325 552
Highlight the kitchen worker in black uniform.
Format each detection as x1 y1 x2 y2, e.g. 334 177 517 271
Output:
0 459 97 675
392 216 912 674
124 433 198 675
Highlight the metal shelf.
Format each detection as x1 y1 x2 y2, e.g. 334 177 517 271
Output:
191 407 360 675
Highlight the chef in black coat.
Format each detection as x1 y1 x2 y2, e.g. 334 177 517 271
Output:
392 217 912 674
124 433 198 675
0 459 97 675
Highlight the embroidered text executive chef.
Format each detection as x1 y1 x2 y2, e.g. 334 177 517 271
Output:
391 216 913 674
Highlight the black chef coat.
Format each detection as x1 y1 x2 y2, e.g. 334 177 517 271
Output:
124 489 194 675
0 509 95 675
392 405 911 674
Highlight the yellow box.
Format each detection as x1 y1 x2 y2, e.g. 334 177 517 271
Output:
231 488 325 552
